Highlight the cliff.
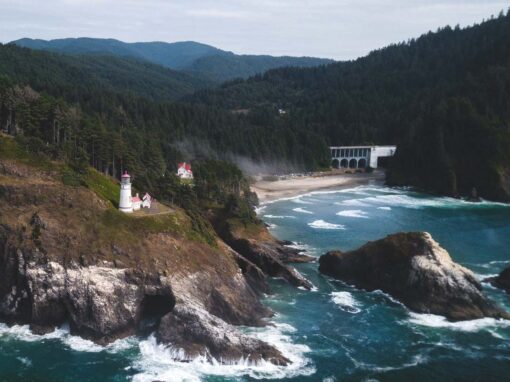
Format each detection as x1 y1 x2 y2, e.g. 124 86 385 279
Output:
0 135 298 365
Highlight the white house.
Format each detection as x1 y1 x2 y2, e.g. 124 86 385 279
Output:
142 193 152 209
177 162 193 179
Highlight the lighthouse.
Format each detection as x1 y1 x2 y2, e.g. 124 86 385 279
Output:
119 171 133 213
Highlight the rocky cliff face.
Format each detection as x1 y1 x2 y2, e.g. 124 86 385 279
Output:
0 156 293 364
319 232 510 321
213 217 314 290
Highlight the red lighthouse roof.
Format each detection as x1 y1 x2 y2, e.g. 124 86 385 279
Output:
121 171 130 178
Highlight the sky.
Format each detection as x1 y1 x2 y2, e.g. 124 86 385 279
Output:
0 0 508 60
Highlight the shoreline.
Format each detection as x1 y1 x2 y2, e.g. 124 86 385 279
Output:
251 171 386 204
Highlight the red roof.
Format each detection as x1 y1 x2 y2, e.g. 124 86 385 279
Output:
121 171 130 178
132 196 141 203
178 162 192 171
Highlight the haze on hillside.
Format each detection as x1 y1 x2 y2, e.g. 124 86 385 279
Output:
1 0 508 60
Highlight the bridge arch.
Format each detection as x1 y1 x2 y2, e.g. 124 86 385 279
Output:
358 158 367 168
331 159 340 169
349 158 357 168
340 159 348 168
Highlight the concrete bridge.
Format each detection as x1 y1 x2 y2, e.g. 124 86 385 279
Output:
330 145 396 169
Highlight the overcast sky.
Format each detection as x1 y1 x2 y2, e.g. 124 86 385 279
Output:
1 0 508 60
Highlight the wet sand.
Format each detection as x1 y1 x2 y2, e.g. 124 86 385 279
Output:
251 171 385 203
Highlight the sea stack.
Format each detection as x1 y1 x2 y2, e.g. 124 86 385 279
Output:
319 232 510 321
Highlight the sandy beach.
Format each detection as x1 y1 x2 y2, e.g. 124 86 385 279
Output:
251 171 386 203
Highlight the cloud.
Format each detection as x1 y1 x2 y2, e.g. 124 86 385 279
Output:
0 0 508 59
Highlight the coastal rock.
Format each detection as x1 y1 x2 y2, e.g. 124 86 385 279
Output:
0 241 175 343
319 232 510 321
214 219 314 289
0 158 286 365
157 303 289 365
486 266 510 294
228 238 313 289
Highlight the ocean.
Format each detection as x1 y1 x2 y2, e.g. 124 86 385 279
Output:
1 184 510 381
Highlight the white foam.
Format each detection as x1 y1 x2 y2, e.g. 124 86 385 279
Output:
263 215 296 219
254 205 267 215
285 242 318 256
292 198 313 205
331 292 361 314
335 199 370 207
17 357 32 367
132 323 315 382
308 220 345 230
377 206 392 210
336 209 369 218
0 323 136 353
407 313 510 331
293 207 314 215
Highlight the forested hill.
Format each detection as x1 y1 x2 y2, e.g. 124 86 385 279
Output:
0 42 330 194
0 44 212 102
11 38 334 83
192 11 510 201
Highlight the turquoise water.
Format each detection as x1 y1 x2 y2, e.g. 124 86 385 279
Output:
1 185 510 381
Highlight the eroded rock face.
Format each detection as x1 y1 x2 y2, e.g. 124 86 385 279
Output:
319 232 510 321
157 303 289 365
0 241 175 343
221 237 313 290
487 266 510 294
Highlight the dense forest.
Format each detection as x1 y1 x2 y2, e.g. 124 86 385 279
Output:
192 10 510 201
0 43 331 193
11 38 333 83
2 11 510 201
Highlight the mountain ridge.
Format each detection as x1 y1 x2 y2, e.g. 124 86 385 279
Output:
10 37 334 82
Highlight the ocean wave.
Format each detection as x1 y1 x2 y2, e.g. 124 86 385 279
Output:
16 357 32 367
336 209 369 218
292 198 313 205
285 242 318 256
263 215 296 219
406 312 510 332
331 292 361 314
377 206 392 210
335 199 370 207
132 323 315 382
0 323 136 353
254 205 267 215
308 220 346 230
293 207 314 215
354 353 429 373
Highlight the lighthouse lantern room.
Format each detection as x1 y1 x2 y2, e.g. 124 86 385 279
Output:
119 171 133 213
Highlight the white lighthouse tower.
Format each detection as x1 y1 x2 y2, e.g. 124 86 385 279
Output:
119 171 133 213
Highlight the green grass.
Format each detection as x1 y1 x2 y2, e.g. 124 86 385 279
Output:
0 135 56 171
81 168 120 207
95 207 216 246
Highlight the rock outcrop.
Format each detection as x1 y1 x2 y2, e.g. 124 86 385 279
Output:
214 219 314 290
319 232 510 321
486 266 510 294
157 303 288 365
0 155 288 364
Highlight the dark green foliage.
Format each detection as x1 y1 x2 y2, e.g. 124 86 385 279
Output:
3 12 510 201
192 11 510 200
11 38 333 82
